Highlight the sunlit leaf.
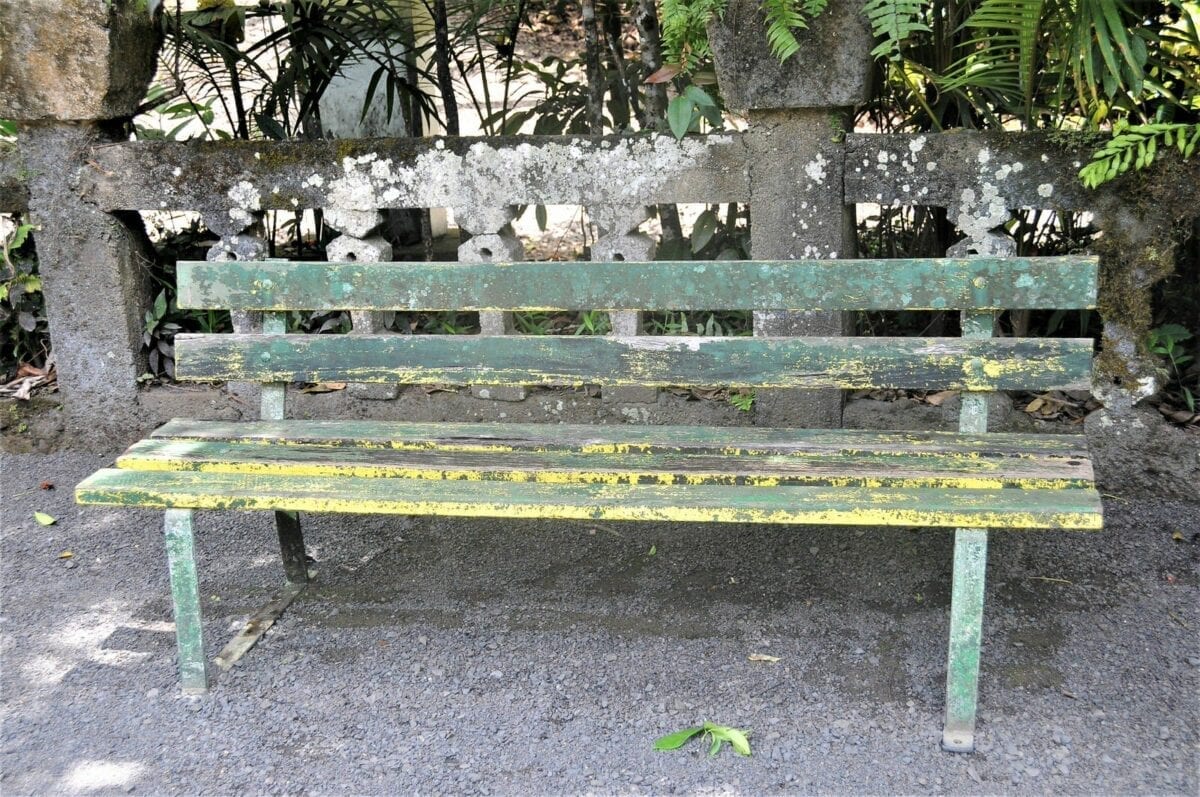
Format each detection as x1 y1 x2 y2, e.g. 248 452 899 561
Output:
653 726 703 750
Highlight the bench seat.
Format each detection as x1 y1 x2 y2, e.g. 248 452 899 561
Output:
76 419 1102 530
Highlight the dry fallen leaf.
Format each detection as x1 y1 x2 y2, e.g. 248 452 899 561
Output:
748 653 781 663
299 382 347 394
925 390 957 407
644 64 682 84
34 511 56 526
1172 530 1185 542
58 550 73 559
39 481 54 491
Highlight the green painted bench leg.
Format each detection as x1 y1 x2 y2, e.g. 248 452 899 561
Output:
274 510 309 585
164 509 209 694
942 527 988 753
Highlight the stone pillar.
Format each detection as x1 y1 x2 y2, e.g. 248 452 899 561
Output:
1 0 161 440
590 204 659 404
456 205 527 402
324 207 399 400
709 0 872 428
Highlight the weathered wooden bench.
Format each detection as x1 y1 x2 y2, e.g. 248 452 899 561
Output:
76 255 1102 752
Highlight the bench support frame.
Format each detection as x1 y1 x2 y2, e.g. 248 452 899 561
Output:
941 308 994 752
943 528 988 752
164 508 208 694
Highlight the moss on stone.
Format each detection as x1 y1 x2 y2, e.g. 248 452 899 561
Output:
1092 155 1200 388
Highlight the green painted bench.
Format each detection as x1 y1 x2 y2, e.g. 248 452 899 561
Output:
76 255 1103 753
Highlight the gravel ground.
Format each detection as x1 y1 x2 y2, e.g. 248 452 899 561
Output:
2 449 1198 795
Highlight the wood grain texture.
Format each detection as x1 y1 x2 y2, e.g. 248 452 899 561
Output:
177 257 1099 312
76 468 1104 529
174 334 1094 391
116 435 1094 490
150 418 1092 457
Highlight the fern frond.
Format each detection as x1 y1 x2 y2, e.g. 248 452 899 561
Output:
863 0 931 62
1079 122 1200 188
761 0 806 61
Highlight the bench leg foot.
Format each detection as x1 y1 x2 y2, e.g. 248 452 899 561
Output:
164 509 209 694
942 527 988 753
274 510 309 584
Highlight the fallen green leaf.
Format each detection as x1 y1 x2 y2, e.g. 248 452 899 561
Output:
707 722 752 756
648 545 657 557
654 726 704 751
655 722 752 757
34 511 56 526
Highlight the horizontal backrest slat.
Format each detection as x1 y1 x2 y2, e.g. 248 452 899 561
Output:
176 257 1099 312
175 334 1093 391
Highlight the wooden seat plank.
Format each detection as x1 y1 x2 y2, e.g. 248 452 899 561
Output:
150 418 1092 459
118 435 1094 490
75 468 1104 530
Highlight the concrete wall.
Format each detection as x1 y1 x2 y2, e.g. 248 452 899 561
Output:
0 0 1194 443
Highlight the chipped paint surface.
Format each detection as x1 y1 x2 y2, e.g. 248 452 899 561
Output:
115 431 1095 491
163 509 207 693
177 257 1099 313
76 469 1104 529
174 333 1094 392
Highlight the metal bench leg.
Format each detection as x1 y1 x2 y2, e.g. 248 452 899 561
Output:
164 509 208 694
274 510 309 584
942 527 988 753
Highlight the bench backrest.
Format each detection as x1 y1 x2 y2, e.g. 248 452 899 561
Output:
174 257 1098 419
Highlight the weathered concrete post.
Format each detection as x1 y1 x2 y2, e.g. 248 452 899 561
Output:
325 208 400 401
202 211 269 406
456 205 527 402
590 204 659 404
710 0 872 427
0 0 160 440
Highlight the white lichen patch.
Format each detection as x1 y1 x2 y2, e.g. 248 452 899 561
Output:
319 134 737 212
804 154 828 184
226 180 262 228
908 136 927 154
1037 183 1054 197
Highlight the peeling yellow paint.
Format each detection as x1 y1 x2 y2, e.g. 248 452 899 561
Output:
114 451 1089 491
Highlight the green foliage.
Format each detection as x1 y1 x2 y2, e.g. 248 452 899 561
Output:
654 721 752 757
667 85 722 140
1148 323 1197 411
157 0 423 141
660 0 828 69
1079 121 1200 188
863 0 1199 135
1 222 47 377
937 0 1046 125
728 389 756 411
863 0 930 62
660 0 727 67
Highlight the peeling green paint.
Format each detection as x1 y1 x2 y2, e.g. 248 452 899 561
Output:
176 257 1099 313
174 334 1094 392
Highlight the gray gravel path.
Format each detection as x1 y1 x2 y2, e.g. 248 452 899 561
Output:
2 449 1198 795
